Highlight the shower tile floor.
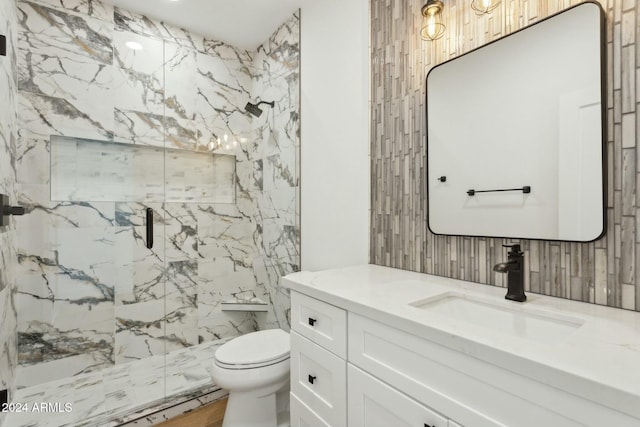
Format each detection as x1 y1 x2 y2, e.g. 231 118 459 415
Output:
6 338 231 427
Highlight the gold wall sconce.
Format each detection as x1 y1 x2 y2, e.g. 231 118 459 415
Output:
471 0 501 15
420 0 445 41
421 1 502 42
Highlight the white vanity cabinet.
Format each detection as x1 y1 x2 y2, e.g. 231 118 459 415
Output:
348 313 581 427
348 364 448 427
291 291 347 357
288 281 640 427
290 291 347 427
290 394 330 427
290 290 462 427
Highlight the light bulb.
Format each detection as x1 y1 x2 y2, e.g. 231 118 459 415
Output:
426 14 437 39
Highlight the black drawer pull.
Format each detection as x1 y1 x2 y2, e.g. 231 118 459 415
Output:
308 375 316 384
308 317 316 326
424 424 434 427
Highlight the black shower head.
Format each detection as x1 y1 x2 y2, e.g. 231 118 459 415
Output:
244 100 275 118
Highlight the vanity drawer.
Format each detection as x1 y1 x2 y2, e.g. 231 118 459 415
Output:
290 393 331 427
291 291 347 357
291 331 346 427
348 364 447 427
348 313 640 427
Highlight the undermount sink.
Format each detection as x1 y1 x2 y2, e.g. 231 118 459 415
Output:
410 292 585 343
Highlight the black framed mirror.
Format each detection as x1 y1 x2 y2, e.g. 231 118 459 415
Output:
426 1 606 242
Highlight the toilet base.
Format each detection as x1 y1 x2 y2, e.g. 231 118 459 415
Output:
277 409 290 427
222 389 290 427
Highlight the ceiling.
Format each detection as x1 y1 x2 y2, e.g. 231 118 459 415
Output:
102 0 304 50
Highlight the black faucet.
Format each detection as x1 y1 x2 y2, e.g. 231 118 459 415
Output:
493 244 526 302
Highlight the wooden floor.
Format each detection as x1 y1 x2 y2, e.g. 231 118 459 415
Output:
154 398 227 427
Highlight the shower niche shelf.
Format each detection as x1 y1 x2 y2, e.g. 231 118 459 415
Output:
50 135 236 203
221 298 269 312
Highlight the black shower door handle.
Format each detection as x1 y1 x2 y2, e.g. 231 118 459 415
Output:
146 208 153 249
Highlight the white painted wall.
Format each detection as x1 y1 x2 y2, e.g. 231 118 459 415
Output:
299 0 370 271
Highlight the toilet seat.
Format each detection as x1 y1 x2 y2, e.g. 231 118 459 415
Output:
214 353 290 369
214 329 290 370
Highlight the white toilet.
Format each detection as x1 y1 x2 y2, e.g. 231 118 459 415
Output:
212 329 291 427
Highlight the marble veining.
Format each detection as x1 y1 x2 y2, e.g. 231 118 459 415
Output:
50 135 236 203
114 7 204 52
10 0 300 394
18 1 114 140
21 0 113 22
112 30 164 117
14 0 299 391
15 222 117 374
250 12 300 332
6 339 229 427
0 0 21 423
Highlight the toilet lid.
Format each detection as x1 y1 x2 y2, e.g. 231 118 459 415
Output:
215 329 290 368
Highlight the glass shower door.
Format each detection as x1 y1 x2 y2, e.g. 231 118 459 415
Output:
10 2 300 425
110 30 170 411
159 37 238 401
47 135 170 409
12 4 171 424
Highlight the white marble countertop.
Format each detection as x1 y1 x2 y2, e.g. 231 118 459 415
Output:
282 264 640 421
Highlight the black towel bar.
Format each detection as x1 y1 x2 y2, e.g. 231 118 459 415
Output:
467 186 531 196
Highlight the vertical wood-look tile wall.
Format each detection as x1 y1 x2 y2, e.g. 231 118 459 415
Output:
370 0 640 311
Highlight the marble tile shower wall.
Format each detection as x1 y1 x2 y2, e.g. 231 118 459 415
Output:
0 0 19 422
193 11 299 344
14 0 300 388
251 13 300 332
371 0 639 311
